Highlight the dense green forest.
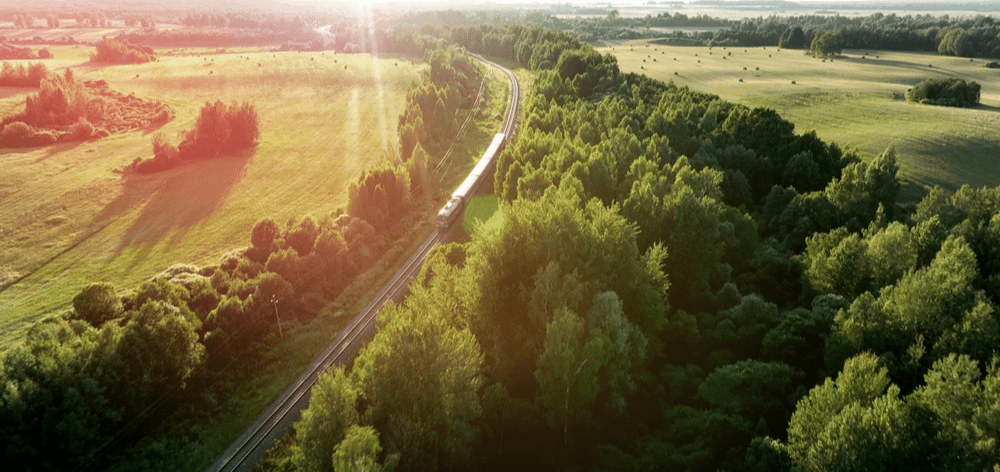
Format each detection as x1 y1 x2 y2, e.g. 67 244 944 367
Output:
280 24 1000 472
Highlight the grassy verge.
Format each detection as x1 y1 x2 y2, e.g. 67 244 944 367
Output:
462 194 503 236
603 42 1000 201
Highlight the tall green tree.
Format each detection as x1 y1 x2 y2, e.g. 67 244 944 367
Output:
535 308 609 451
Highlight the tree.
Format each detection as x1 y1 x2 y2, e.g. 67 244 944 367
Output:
535 308 609 451
906 77 981 108
71 282 123 326
108 300 205 418
352 294 484 471
332 425 384 472
295 366 359 472
780 27 807 49
786 353 944 471
811 31 843 58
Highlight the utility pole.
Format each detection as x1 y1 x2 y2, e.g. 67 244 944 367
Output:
271 295 284 338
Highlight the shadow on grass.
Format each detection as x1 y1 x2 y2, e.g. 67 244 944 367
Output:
35 139 87 162
93 147 255 259
973 103 1000 113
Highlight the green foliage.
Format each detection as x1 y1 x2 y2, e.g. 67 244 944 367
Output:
778 26 807 49
251 217 281 254
535 308 609 449
906 77 981 108
92 36 155 64
332 425 385 472
110 300 205 417
351 286 484 471
71 282 124 326
294 367 360 472
347 162 410 230
178 100 260 158
810 31 843 58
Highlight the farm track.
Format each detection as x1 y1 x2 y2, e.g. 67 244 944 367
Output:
205 55 519 472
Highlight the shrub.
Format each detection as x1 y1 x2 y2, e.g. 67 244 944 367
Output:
92 36 155 64
984 61 1000 69
62 118 95 142
71 282 124 326
0 121 58 147
906 77 981 107
251 218 281 251
177 100 260 159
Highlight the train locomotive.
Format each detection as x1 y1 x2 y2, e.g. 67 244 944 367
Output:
436 133 506 230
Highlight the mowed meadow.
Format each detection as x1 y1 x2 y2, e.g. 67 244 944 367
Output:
604 42 1000 200
0 46 423 350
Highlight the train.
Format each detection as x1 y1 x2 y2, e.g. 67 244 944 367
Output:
436 133 506 230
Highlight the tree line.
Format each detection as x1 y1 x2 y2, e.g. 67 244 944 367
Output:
281 22 1000 472
710 13 1000 58
0 43 52 60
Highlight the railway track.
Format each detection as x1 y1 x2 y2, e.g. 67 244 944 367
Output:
205 55 519 472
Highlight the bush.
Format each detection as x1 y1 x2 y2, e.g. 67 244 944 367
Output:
984 61 1000 69
177 100 260 159
906 77 981 107
92 36 155 64
0 121 58 147
71 282 124 326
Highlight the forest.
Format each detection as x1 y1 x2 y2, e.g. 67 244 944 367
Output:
271 23 1000 472
3 8 1000 472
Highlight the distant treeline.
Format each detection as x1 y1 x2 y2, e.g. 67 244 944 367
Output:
0 42 51 60
709 13 1000 58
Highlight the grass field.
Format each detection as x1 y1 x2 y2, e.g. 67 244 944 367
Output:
0 45 424 350
462 194 503 235
602 42 1000 199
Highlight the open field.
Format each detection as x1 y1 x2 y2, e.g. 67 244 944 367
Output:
603 42 1000 199
0 45 423 350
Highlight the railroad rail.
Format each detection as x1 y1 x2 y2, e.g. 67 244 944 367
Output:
205 54 519 472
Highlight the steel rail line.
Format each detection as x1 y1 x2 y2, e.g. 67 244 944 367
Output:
205 55 518 472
